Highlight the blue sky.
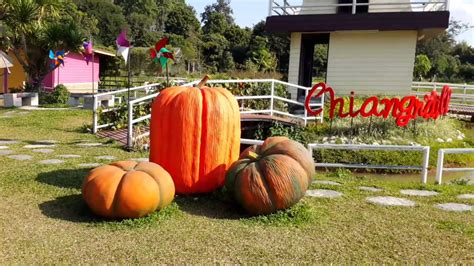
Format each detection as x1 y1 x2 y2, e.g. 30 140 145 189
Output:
185 0 474 45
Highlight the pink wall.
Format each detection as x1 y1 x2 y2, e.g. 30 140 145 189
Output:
43 52 99 88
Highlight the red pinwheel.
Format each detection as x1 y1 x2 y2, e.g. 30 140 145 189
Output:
150 37 174 70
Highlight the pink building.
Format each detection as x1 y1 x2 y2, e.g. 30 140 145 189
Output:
43 50 114 93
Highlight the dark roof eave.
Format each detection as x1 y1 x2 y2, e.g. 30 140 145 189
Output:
265 11 450 33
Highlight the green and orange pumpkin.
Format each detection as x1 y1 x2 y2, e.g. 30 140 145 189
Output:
149 76 241 194
82 161 175 219
225 137 315 215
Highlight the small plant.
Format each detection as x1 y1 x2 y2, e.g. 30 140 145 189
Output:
449 178 469 186
243 200 317 227
39 84 70 105
329 168 353 179
131 126 150 151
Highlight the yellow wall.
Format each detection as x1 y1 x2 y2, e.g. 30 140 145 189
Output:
0 51 27 92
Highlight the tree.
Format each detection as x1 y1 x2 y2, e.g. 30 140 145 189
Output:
1 0 88 89
165 3 200 38
202 33 232 72
202 12 228 35
74 0 126 46
416 20 471 82
201 0 234 25
413 54 431 81
115 0 160 47
247 36 277 72
251 21 290 72
224 25 251 66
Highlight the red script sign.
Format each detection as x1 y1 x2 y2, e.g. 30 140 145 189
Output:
305 83 452 127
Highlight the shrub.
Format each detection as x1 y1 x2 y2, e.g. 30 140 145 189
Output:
39 84 70 105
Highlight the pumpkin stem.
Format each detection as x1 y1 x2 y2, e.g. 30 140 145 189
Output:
197 75 210 89
247 151 260 160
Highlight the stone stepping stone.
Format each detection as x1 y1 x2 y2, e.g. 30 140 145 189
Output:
457 194 474 200
32 149 55 153
76 143 103 147
39 159 64 165
58 154 81 159
358 186 383 192
35 140 58 144
366 196 416 207
306 189 343 198
95 155 116 160
0 140 19 145
131 158 149 162
0 150 14 156
78 163 101 168
312 180 341 186
435 203 473 212
7 155 33 161
400 189 439 197
0 146 9 150
24 144 56 149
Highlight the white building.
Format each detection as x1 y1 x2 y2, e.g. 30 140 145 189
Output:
265 0 450 100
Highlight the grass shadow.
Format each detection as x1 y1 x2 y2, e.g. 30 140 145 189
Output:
36 168 91 189
174 190 250 220
38 194 99 223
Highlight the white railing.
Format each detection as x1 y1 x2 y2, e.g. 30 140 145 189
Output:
240 140 430 184
269 0 449 16
92 83 161 133
435 148 474 184
308 143 431 184
125 79 325 149
411 81 474 105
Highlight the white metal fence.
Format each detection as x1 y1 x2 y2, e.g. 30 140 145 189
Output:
308 143 431 184
241 139 431 184
92 83 161 133
124 79 324 149
269 0 449 16
412 81 474 105
435 148 474 184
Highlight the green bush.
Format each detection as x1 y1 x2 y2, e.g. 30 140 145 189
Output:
39 84 70 105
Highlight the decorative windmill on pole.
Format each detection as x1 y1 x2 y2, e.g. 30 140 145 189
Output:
149 37 174 86
49 50 65 86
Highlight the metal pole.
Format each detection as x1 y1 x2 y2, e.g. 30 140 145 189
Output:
435 149 444 184
270 81 275 116
304 86 308 126
268 0 273 16
127 101 133 150
352 0 357 14
421 147 430 184
127 48 132 148
92 95 98 134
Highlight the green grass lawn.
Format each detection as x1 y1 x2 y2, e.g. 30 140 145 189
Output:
0 108 472 264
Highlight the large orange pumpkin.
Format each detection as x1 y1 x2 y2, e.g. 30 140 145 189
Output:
82 161 175 219
149 76 241 194
225 137 315 215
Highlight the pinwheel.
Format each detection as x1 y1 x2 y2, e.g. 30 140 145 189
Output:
150 37 174 71
49 50 65 69
116 30 131 64
82 41 93 65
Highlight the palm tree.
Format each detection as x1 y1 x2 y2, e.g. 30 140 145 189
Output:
1 0 85 90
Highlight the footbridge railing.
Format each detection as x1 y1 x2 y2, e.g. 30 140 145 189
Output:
123 79 324 149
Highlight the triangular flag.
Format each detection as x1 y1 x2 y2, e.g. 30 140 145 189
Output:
116 30 131 64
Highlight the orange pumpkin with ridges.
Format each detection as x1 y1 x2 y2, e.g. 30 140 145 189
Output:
225 137 315 215
82 161 175 219
149 76 241 194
